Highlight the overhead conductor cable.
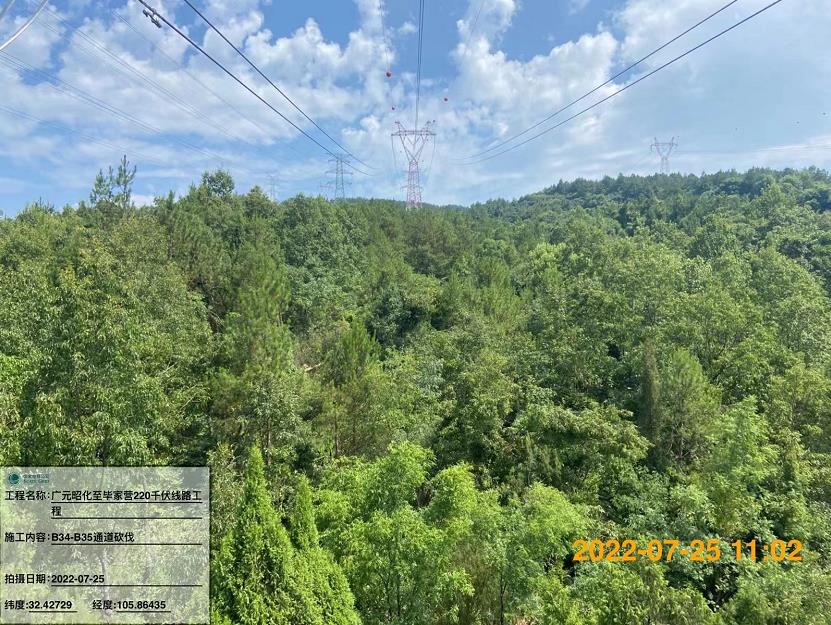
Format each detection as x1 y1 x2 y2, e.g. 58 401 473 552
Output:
180 0 375 171
462 0 787 164
459 0 745 160
0 0 47 52
136 1 372 176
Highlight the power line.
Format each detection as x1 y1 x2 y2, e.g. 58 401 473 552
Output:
110 10 277 146
0 0 45 52
0 0 17 23
379 0 403 194
110 10 311 166
380 0 393 76
179 0 375 171
136 0 371 177
421 132 437 186
0 103 173 170
459 0 743 161
378 0 400 188
467 1 485 42
677 143 831 156
459 0 786 165
38 8 244 147
0 51 228 165
414 0 425 129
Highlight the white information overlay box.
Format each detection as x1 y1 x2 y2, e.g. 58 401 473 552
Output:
0 467 209 624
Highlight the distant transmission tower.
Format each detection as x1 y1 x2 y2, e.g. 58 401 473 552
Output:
651 137 678 173
392 121 436 209
267 173 278 201
322 154 352 201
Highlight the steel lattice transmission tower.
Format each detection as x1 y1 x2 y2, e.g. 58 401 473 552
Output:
322 154 352 201
267 173 278 201
651 137 678 173
392 121 436 209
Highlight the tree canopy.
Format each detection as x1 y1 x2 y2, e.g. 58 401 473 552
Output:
2 165 831 623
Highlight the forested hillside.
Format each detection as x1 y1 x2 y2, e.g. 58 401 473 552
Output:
2 164 831 624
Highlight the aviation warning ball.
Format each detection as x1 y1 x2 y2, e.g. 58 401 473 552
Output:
386 71 392 78
443 96 448 102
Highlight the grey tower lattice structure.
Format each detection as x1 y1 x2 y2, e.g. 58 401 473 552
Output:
267 173 278 201
392 121 436 209
651 137 678 174
323 154 352 201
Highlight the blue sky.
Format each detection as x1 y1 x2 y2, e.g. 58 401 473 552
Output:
0 0 829 214
224 1 618 82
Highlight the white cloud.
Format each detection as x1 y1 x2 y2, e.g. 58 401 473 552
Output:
429 0 831 204
1 0 830 210
457 0 517 44
0 4 63 67
569 0 591 15
397 21 416 36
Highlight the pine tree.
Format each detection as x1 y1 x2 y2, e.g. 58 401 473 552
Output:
288 475 319 550
211 446 295 625
84 155 136 227
214 244 303 466
288 474 362 625
211 447 361 625
638 342 661 455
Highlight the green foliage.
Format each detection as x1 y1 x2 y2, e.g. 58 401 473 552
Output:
700 397 776 534
202 169 236 198
2 212 211 465
288 475 319 550
4 165 831 624
82 155 137 227
647 347 720 470
212 446 295 625
574 560 719 625
212 241 304 468
212 446 360 625
207 442 241 549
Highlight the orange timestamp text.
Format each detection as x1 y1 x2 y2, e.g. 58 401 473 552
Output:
572 538 803 563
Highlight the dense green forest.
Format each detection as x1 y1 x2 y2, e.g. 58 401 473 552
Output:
2 163 831 624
